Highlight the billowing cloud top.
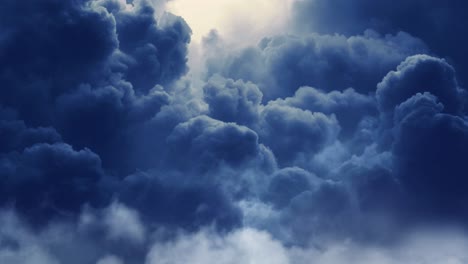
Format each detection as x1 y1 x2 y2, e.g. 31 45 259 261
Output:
0 0 468 263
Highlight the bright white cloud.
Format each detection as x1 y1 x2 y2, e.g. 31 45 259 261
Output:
145 228 290 264
0 209 468 264
103 202 146 244
146 227 468 264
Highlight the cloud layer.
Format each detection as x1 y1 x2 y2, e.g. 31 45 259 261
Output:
0 0 467 263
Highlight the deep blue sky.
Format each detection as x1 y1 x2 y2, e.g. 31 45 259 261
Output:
0 0 467 263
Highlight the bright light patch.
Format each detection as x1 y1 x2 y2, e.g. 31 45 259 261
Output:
167 0 294 44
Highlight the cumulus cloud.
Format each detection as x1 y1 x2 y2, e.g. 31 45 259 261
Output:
259 104 340 166
2 208 468 264
146 227 468 264
0 0 192 174
204 30 427 100
377 55 465 114
117 171 244 232
392 93 468 221
271 86 377 138
145 228 290 264
100 0 191 92
203 75 263 127
292 0 468 86
102 202 146 244
0 0 467 262
0 143 108 223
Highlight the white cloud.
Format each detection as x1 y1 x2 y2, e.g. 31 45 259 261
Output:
1 209 467 264
0 211 59 264
103 202 146 244
146 227 468 264
146 228 290 264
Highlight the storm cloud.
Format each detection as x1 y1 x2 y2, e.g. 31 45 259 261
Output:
0 0 467 263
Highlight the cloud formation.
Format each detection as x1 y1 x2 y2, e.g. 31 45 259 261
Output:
0 0 468 263
204 30 427 100
292 0 468 86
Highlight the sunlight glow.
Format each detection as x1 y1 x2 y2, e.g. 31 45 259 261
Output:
167 0 294 44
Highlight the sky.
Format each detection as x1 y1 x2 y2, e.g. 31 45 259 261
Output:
0 0 467 263
167 0 293 43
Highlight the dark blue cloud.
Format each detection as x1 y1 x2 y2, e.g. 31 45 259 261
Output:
100 0 191 93
55 83 170 172
375 55 466 148
258 103 340 166
0 0 191 174
293 0 468 87
0 120 61 153
0 0 198 227
205 31 427 100
0 0 117 125
165 115 275 173
203 75 262 127
392 92 468 222
0 143 109 224
377 55 465 115
253 53 468 245
119 172 242 232
0 0 468 261
264 167 314 209
344 55 468 229
271 86 377 138
280 179 352 244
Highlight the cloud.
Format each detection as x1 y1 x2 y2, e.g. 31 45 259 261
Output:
146 226 468 264
118 171 243 232
0 143 109 223
145 228 290 264
0 0 468 262
0 211 60 264
0 120 61 153
203 75 262 127
99 0 192 92
0 207 147 264
102 202 146 244
2 208 468 264
271 86 377 138
54 82 170 172
0 0 192 174
292 0 468 86
0 0 117 124
391 92 468 221
204 30 427 100
377 55 465 114
264 167 315 209
166 115 275 172
259 103 340 166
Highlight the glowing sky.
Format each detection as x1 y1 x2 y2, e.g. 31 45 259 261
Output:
167 0 294 44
